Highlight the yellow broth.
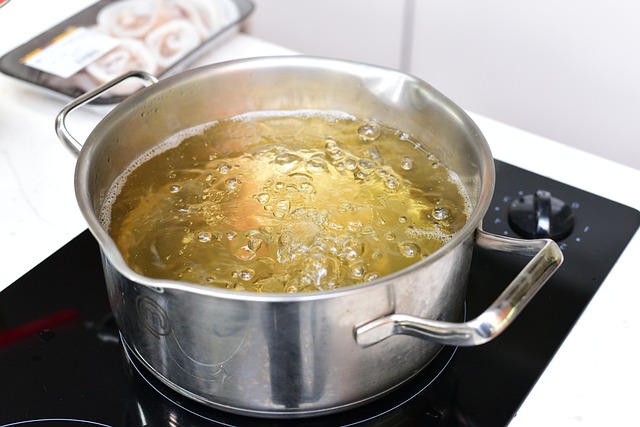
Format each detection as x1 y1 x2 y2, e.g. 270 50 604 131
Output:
101 111 470 293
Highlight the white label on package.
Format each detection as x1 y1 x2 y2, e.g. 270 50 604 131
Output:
23 27 120 79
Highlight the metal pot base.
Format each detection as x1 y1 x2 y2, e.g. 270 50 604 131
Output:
121 333 457 420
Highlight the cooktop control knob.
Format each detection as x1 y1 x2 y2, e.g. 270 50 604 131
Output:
508 189 575 240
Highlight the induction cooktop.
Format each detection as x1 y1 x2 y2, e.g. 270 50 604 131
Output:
1 161 638 426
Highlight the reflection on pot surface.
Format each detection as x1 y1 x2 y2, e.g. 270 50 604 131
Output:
123 325 464 427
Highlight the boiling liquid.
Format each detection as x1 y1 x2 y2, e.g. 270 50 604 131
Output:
102 111 470 293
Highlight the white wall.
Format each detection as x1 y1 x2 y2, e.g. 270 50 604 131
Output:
410 0 640 170
245 0 640 170
246 0 408 69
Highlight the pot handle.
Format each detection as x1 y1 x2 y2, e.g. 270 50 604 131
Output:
355 229 563 347
55 70 159 155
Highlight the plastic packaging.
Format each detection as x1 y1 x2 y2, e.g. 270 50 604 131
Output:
0 0 254 103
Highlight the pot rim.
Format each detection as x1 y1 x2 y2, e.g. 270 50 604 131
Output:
75 55 496 303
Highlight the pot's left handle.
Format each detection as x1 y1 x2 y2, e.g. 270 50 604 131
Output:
355 229 563 347
55 70 158 155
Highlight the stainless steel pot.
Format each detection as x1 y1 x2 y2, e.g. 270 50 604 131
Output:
56 56 562 418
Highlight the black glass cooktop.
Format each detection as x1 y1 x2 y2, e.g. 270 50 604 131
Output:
1 161 638 426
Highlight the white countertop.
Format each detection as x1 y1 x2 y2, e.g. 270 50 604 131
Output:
1 2 639 426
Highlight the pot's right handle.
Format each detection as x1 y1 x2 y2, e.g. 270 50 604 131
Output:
355 229 563 347
55 70 158 156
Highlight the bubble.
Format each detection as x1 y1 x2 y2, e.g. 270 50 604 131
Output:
384 232 396 241
169 184 182 193
353 170 367 181
277 221 319 262
325 138 344 160
314 210 330 227
306 158 329 174
327 222 344 231
399 216 407 223
401 156 414 170
432 206 450 220
225 177 241 190
362 225 374 235
346 221 363 233
247 236 264 252
325 138 339 150
344 157 358 170
274 152 303 173
364 272 379 281
364 147 382 162
254 193 270 204
259 226 274 237
338 202 354 212
299 182 315 193
197 231 212 243
237 269 255 281
245 230 264 252
218 162 231 174
234 244 257 261
226 231 237 240
274 199 291 218
376 168 390 178
350 262 367 279
354 163 374 182
342 239 365 261
398 242 421 257
358 158 374 170
385 176 400 190
299 254 339 289
357 122 382 142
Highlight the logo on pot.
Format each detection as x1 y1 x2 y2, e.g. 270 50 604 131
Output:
136 296 171 338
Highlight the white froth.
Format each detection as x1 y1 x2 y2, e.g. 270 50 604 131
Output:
406 226 453 244
446 169 473 220
230 109 357 123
